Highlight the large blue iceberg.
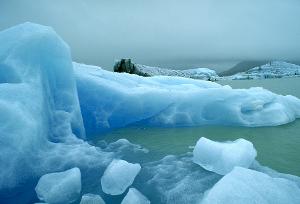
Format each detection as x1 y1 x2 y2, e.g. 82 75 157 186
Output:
1 23 300 204
0 23 112 203
0 22 82 187
75 63 300 136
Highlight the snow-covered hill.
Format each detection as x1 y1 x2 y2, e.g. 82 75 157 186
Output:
136 64 218 80
115 60 300 81
114 59 218 81
223 61 300 80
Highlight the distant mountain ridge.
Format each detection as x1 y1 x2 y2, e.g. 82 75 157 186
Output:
219 60 300 76
219 61 268 76
223 61 300 80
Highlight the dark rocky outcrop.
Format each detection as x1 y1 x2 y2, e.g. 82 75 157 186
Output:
113 59 150 77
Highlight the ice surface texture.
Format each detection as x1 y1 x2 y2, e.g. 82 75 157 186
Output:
202 167 300 204
0 22 83 189
101 159 141 195
35 168 81 204
0 23 110 204
193 137 257 175
1 22 300 204
75 63 300 136
139 154 221 204
121 188 150 204
80 193 105 204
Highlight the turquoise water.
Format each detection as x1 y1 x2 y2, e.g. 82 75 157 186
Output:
94 78 300 176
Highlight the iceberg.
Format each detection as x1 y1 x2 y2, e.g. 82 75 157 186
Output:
1 22 300 204
0 28 146 201
121 188 150 204
201 167 300 204
101 159 141 195
35 168 81 204
193 137 257 175
75 63 300 136
80 194 105 204
0 22 84 190
0 23 112 204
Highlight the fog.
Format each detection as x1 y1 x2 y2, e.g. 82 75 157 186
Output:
1 0 300 71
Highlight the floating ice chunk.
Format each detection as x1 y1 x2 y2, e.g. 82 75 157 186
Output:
121 188 150 204
193 137 257 175
101 159 141 195
35 168 81 204
80 193 105 204
201 167 300 204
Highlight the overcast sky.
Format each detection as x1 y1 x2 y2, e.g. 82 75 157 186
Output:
0 0 300 71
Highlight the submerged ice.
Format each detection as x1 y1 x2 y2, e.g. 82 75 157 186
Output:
0 22 300 204
80 194 105 204
121 188 150 204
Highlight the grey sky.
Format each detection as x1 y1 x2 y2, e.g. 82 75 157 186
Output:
0 0 300 71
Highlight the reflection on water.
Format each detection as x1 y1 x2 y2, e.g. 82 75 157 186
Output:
92 78 300 176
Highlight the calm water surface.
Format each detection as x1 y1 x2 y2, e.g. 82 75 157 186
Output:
94 78 300 176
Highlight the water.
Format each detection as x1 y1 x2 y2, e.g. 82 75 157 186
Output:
93 78 300 176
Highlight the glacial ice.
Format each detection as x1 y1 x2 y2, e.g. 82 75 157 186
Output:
101 159 141 195
139 154 221 204
1 22 300 204
193 137 257 175
35 168 81 204
138 152 300 204
201 167 300 204
0 23 112 204
75 63 300 136
0 22 84 190
121 188 150 204
80 194 105 204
